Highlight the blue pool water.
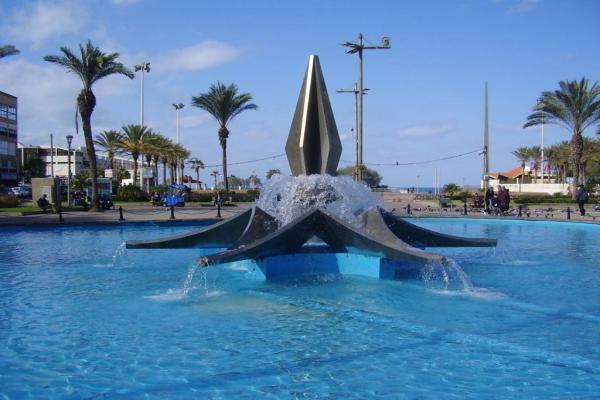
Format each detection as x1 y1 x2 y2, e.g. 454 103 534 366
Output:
1 218 600 398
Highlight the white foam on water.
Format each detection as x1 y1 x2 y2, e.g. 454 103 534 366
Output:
429 287 508 301
256 174 382 228
145 288 187 302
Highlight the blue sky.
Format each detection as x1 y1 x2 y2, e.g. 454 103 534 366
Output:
1 0 599 187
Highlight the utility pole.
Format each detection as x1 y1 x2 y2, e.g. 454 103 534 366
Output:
483 82 490 191
337 84 369 181
50 133 54 177
340 34 390 182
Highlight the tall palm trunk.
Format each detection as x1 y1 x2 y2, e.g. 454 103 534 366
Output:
78 89 99 211
170 163 175 184
570 132 583 198
108 152 114 170
132 157 139 187
219 127 229 194
196 169 200 190
162 160 167 185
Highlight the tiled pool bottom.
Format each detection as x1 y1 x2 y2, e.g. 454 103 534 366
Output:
1 219 599 398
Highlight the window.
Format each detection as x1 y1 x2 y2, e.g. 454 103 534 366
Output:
0 103 17 121
0 140 16 156
0 126 17 138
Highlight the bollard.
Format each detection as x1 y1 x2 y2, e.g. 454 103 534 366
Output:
463 204 467 216
119 206 124 221
518 205 522 217
217 202 222 218
407 203 411 215
567 207 571 220
170 205 175 220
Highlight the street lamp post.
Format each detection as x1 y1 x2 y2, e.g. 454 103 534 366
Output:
134 62 150 190
337 84 369 181
537 97 545 184
66 135 73 206
340 34 390 181
172 103 184 184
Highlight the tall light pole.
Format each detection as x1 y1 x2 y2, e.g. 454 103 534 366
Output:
134 62 150 190
341 34 390 181
172 103 184 184
66 135 73 206
537 97 544 184
211 170 219 190
337 84 369 180
482 82 490 191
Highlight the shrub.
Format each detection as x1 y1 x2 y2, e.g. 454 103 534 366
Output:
115 185 148 202
0 195 18 208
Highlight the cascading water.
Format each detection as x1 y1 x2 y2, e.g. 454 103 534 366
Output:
111 243 126 267
420 259 474 291
256 174 382 228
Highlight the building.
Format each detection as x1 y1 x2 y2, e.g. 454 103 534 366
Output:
18 144 135 179
0 91 18 186
487 165 569 195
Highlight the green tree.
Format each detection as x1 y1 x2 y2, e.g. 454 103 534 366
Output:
266 168 281 179
337 166 383 188
188 158 205 190
524 78 600 197
115 165 130 185
191 82 258 194
118 124 153 188
512 146 531 184
44 41 134 210
0 45 19 60
442 183 461 196
94 130 124 170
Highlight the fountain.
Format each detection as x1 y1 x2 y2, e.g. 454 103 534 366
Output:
126 55 496 280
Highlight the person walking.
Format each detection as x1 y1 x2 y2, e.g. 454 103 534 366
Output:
485 187 494 214
575 184 589 216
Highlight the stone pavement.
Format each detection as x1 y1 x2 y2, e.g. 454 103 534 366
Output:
0 203 252 226
1 200 599 226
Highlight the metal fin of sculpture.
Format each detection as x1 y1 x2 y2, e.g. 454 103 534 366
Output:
285 55 342 176
198 208 447 268
125 208 253 249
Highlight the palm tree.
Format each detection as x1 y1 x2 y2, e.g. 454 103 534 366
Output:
188 158 205 190
44 41 134 210
94 130 124 170
524 78 600 197
0 45 19 59
528 146 542 182
191 82 257 193
512 147 530 190
119 124 153 187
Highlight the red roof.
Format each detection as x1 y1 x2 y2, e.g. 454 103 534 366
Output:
490 166 524 179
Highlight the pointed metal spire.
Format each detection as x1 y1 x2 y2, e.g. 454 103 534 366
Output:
286 55 342 175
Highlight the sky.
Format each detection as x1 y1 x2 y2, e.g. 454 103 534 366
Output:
1 0 599 188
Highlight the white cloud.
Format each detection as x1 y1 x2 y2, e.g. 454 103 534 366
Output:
111 0 141 5
154 41 241 72
399 125 454 137
0 59 134 145
3 1 86 48
508 0 538 13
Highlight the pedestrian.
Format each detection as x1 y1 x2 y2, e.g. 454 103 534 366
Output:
575 184 589 216
485 187 494 214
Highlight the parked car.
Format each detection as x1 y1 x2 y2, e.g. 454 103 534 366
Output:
11 187 20 196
